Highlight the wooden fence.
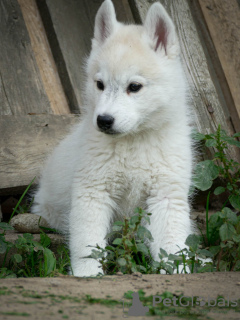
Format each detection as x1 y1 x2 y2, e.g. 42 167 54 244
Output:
0 0 240 195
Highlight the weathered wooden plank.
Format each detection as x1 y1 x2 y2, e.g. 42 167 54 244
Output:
198 0 240 122
189 0 240 134
36 0 134 113
0 115 80 193
129 0 239 161
17 0 70 115
0 0 51 115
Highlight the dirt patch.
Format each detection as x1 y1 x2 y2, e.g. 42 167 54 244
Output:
0 272 240 319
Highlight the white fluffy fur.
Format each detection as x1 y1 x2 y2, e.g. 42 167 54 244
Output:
32 0 194 276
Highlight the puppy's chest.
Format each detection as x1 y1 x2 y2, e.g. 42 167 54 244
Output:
105 156 152 212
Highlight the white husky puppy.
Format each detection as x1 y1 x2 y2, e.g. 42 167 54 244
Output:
32 0 193 276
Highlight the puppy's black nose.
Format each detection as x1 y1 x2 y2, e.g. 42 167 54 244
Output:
97 115 114 131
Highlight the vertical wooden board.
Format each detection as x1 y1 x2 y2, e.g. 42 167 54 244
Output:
0 0 51 115
198 0 240 120
36 0 133 113
189 0 240 134
18 0 70 115
129 0 239 161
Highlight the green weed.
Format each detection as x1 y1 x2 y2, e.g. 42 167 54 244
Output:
192 125 240 271
0 227 71 278
89 126 240 274
88 208 157 274
89 208 212 274
0 180 71 278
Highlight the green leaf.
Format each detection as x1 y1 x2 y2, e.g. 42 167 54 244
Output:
152 260 161 269
232 234 240 243
105 245 115 251
222 136 240 147
233 260 240 271
164 264 174 275
131 265 138 273
191 131 206 141
214 186 225 195
124 239 133 247
136 243 149 255
0 237 7 254
209 246 221 256
0 222 14 231
185 234 201 251
112 225 122 232
219 260 229 271
187 252 195 258
40 233 51 248
197 264 214 273
0 268 17 279
15 236 27 246
143 216 151 225
137 226 153 241
138 265 147 272
31 241 43 249
43 248 56 275
13 254 22 263
168 254 184 261
209 211 222 228
233 132 240 138
193 160 219 191
113 221 125 226
105 231 118 239
197 249 213 258
129 215 139 225
229 194 240 210
112 238 123 245
205 134 215 139
117 258 126 267
205 139 217 147
90 249 104 259
222 207 238 225
219 223 236 241
159 248 168 258
23 233 33 241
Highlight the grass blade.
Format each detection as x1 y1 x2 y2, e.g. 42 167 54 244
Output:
9 177 36 222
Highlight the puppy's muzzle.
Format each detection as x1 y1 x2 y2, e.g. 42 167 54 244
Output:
97 115 115 133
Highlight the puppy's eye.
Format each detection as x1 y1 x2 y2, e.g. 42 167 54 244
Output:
96 80 104 91
127 82 142 93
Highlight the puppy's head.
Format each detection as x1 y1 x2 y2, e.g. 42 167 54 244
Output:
85 0 185 136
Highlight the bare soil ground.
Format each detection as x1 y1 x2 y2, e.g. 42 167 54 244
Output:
1 272 240 320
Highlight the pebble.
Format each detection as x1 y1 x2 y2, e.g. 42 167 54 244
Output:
10 213 50 233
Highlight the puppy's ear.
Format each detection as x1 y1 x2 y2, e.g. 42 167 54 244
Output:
144 2 179 57
94 0 117 45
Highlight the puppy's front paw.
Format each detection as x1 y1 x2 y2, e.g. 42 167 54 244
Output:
71 258 104 277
